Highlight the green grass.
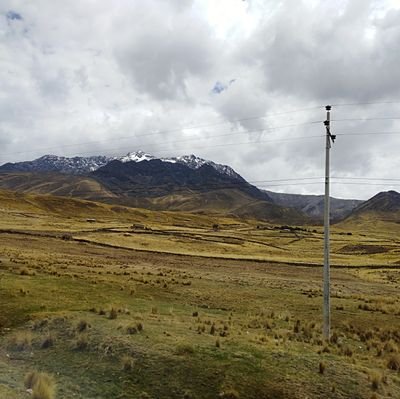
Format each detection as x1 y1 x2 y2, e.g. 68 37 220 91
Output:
1 191 400 398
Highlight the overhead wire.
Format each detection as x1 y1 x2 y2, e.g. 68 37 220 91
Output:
0 120 322 157
0 107 325 158
1 101 400 200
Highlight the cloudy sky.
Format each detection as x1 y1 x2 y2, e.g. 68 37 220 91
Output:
1 0 400 200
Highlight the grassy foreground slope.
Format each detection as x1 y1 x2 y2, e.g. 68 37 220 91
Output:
0 190 400 398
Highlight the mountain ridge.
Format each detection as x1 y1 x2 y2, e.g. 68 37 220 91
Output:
0 151 243 180
344 190 400 222
264 190 363 221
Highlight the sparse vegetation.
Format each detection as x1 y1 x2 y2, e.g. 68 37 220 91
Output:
1 190 400 398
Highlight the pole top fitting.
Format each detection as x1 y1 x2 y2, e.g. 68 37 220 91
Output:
325 105 331 111
324 120 329 126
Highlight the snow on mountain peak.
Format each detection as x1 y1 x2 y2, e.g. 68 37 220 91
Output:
0 151 244 181
119 151 155 163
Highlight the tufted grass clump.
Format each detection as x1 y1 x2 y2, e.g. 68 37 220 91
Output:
387 354 400 370
76 319 89 332
8 330 32 351
40 334 55 349
109 307 118 320
121 355 135 371
175 343 195 355
74 334 89 351
24 371 56 399
319 361 326 375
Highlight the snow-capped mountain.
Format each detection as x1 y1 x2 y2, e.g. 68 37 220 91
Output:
119 151 243 181
0 154 112 174
0 151 244 181
119 151 156 163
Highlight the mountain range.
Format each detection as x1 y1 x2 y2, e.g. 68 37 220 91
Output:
0 151 242 180
1 151 395 223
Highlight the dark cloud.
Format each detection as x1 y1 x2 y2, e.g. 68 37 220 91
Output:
0 0 400 200
245 1 400 102
113 1 218 101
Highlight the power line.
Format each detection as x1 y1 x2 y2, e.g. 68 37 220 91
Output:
332 117 400 122
331 101 400 107
0 132 324 162
0 107 325 157
259 181 400 187
335 131 400 137
0 120 324 160
331 176 400 182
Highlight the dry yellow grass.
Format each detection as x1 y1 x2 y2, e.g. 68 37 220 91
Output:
1 190 400 398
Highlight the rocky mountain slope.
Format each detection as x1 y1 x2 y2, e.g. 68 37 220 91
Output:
264 190 362 221
0 151 370 224
344 190 400 222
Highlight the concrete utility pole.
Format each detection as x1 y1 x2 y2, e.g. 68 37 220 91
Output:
323 105 336 341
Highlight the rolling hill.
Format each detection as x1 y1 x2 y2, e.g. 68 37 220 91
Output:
344 190 400 223
0 167 306 223
264 190 362 221
2 152 378 224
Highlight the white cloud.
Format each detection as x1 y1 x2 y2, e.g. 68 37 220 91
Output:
0 0 399 200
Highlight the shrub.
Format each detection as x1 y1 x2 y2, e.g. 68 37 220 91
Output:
24 371 56 399
77 320 89 332
210 324 216 335
109 308 118 320
342 346 353 357
41 334 54 349
126 326 138 335
319 361 326 374
74 334 89 351
330 332 339 345
387 354 400 370
121 355 135 371
20 267 30 276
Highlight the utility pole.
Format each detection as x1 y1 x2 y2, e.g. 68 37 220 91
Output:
323 105 335 341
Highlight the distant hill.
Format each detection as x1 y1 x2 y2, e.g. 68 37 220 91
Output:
0 165 306 223
1 152 370 224
345 190 400 222
0 172 116 200
264 190 362 221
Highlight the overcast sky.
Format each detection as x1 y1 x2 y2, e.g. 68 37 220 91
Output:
1 0 400 200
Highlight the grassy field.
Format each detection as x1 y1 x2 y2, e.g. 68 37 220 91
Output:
0 190 400 398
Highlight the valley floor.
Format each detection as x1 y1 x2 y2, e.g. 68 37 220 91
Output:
0 194 400 398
